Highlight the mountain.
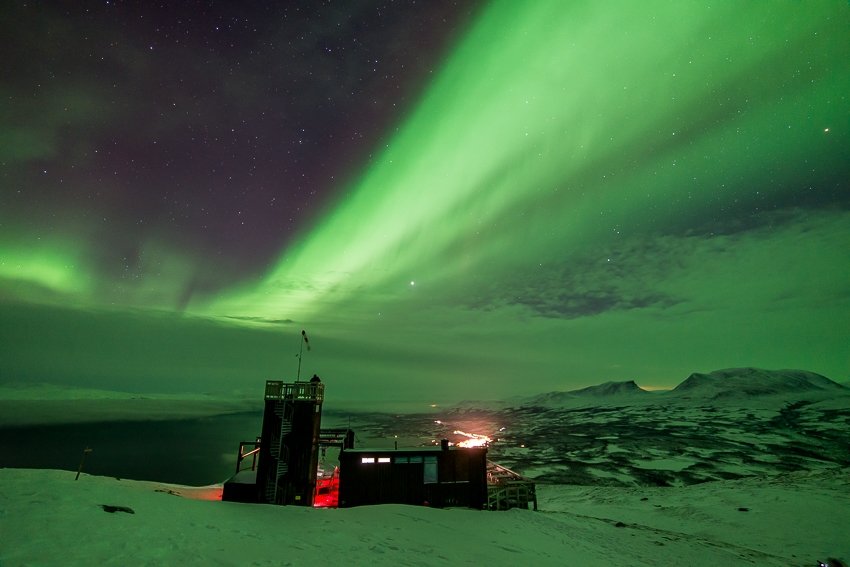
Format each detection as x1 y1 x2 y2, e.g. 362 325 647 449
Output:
671 368 847 400
525 380 649 406
569 380 648 397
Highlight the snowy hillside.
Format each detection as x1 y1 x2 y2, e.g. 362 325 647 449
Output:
349 368 850 487
1 467 847 566
2 367 849 565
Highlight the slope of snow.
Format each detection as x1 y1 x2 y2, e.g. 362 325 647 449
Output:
1 468 847 566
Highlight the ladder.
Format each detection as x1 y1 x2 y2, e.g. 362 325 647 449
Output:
265 401 293 503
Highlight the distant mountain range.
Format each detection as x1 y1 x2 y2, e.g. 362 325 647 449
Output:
402 367 850 488
671 368 846 400
571 380 648 397
525 367 848 406
528 380 648 405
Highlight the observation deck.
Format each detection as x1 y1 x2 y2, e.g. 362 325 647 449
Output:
264 379 325 402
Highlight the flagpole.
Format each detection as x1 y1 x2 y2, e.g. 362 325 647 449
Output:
297 330 304 381
296 329 309 380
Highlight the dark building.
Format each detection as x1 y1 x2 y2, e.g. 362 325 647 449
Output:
337 442 488 509
254 377 324 505
223 377 533 511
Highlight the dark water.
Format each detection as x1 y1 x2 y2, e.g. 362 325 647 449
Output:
0 412 263 486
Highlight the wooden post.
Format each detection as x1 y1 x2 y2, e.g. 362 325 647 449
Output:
75 447 93 480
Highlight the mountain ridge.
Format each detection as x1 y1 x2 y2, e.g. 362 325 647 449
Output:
671 367 846 399
518 367 847 408
569 380 648 397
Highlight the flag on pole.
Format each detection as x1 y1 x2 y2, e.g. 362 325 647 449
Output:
302 329 311 351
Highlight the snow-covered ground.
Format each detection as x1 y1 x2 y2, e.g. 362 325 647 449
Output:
352 390 850 487
2 370 848 564
1 467 846 566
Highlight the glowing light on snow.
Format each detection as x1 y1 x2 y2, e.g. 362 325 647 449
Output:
454 430 491 448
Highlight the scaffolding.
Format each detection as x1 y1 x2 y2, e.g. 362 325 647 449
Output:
256 378 324 506
486 461 537 511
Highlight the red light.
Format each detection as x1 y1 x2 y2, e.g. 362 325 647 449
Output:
313 467 340 508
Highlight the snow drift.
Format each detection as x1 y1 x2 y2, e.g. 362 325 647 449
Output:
0 467 847 566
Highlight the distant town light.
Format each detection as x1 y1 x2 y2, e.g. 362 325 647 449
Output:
454 430 491 448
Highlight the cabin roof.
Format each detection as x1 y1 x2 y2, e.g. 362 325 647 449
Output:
342 446 485 454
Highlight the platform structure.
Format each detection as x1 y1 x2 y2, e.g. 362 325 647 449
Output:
221 376 537 511
486 461 538 511
254 377 324 506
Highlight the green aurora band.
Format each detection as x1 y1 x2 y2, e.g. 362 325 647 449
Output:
204 1 848 319
2 1 849 399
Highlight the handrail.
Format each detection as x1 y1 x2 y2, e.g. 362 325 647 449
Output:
486 460 526 483
264 380 325 402
236 439 262 474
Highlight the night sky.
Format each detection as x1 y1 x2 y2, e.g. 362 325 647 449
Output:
2 1 848 404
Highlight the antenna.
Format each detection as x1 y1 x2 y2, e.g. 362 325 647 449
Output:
296 329 310 380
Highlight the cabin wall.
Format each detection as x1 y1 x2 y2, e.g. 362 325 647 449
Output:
338 448 487 509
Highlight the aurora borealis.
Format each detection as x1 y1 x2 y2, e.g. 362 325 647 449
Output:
2 1 849 404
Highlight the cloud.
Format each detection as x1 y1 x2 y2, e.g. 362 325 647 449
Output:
466 208 850 320
222 316 296 326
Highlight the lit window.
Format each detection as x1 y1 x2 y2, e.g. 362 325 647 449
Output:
378 457 391 463
361 457 375 464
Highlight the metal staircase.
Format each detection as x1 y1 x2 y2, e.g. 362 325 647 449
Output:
256 378 324 506
265 400 293 504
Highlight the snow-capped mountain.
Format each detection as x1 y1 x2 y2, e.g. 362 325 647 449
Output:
671 368 847 400
524 380 649 406
522 368 847 407
569 380 649 397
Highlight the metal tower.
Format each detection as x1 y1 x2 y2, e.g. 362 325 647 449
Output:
256 376 324 505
